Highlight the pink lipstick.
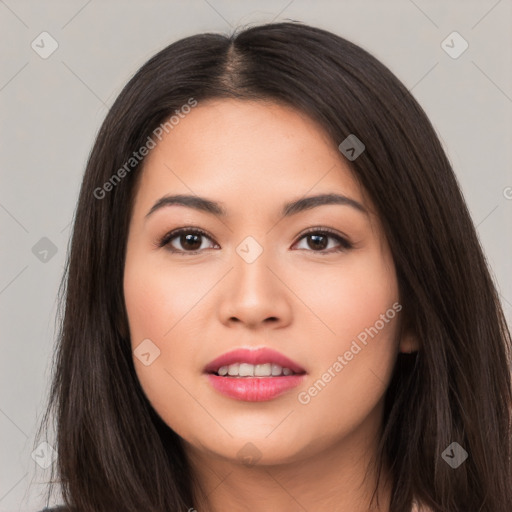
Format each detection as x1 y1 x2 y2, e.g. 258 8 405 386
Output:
204 347 306 402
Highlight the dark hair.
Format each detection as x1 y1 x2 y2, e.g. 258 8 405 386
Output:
35 21 512 512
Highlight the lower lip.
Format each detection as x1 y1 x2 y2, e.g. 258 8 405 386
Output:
206 373 306 402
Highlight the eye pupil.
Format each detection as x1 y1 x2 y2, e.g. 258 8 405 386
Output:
182 233 202 251
308 234 328 250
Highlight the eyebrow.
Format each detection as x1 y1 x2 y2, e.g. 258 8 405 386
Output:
145 192 367 219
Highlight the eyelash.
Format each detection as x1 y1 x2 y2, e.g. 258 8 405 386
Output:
156 226 353 255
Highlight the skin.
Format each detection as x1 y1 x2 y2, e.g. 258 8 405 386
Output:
123 98 418 511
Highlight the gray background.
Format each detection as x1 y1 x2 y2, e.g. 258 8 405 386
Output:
1 1 511 510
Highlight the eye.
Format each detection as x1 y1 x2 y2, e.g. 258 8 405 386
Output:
293 228 353 254
157 227 352 255
157 228 218 254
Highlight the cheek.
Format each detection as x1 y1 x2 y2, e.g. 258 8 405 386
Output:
291 250 400 422
291 248 399 345
123 255 206 436
123 251 218 386
123 253 210 342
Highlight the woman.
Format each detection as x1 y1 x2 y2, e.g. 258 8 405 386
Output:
35 21 512 512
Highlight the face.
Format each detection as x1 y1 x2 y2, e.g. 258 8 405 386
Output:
124 98 410 467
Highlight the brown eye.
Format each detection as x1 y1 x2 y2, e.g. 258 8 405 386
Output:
294 229 352 254
158 228 217 254
177 232 203 251
306 233 329 250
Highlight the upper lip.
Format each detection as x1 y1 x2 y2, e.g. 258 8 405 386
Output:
204 347 307 374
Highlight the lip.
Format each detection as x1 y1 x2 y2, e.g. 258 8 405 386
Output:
204 347 307 402
203 347 306 375
206 373 306 401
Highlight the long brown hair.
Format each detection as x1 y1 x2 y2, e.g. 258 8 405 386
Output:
35 21 512 511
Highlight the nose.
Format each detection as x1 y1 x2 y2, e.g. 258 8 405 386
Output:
217 249 292 329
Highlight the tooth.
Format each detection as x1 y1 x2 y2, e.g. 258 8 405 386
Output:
239 363 254 377
271 364 283 376
254 363 272 377
228 363 240 376
217 362 293 377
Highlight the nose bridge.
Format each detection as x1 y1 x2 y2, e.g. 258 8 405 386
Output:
218 233 290 326
233 234 276 300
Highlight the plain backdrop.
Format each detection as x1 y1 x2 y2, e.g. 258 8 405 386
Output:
1 1 511 510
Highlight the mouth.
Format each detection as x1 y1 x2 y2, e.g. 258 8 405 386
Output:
204 347 307 401
204 347 306 376
208 362 304 378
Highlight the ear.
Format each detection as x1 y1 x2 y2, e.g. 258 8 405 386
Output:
397 310 420 353
399 330 420 353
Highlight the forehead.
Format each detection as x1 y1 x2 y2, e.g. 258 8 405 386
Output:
133 98 368 214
